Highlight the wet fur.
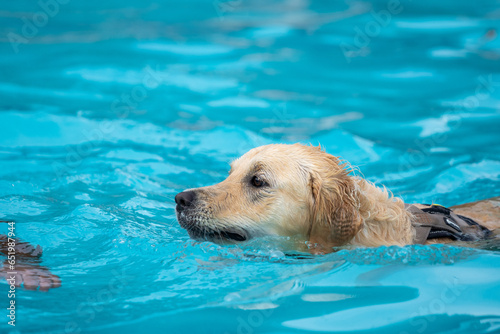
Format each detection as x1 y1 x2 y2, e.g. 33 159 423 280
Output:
176 143 500 253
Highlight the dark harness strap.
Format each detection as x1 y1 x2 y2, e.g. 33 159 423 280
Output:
405 204 491 244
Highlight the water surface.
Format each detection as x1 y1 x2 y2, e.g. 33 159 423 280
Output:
1 0 500 333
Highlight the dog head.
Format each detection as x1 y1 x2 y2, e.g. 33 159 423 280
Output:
175 144 362 247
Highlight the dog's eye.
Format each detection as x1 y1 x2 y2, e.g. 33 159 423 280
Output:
251 175 265 188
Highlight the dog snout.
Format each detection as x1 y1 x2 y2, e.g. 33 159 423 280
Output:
175 191 196 211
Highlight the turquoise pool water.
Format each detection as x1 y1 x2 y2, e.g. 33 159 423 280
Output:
1 0 500 333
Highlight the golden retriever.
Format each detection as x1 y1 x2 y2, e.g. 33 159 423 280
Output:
175 143 499 253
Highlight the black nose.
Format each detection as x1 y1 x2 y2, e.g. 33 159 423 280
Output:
175 191 196 209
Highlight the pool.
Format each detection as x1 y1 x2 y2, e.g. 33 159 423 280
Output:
1 0 500 333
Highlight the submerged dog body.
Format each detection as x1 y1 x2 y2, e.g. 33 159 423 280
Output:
175 144 499 252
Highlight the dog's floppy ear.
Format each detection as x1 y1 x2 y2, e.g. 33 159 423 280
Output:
307 153 362 251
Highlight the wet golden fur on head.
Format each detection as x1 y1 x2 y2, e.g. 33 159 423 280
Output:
176 143 415 252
